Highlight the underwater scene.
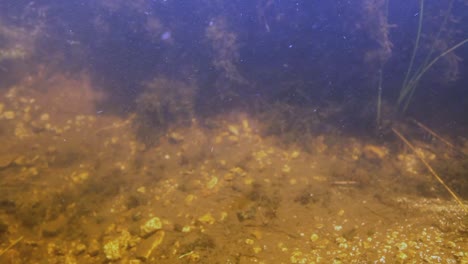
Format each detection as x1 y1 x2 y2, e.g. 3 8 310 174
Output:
0 0 467 263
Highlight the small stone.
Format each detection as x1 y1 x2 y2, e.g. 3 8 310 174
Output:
185 194 195 205
396 242 407 251
397 251 408 260
228 125 239 136
310 233 319 242
291 151 300 159
140 217 162 238
28 167 39 176
47 242 65 256
88 239 100 257
206 176 218 189
132 212 143 222
74 243 87 255
135 231 165 261
42 214 67 237
103 239 122 261
168 132 184 143
446 241 456 248
103 230 132 261
3 111 15 120
40 113 50 121
198 213 215 225
71 171 89 184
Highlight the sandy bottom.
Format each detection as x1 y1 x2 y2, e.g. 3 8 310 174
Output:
0 76 467 263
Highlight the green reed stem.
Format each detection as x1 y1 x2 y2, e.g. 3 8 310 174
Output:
398 0 424 107
376 69 383 128
401 38 468 112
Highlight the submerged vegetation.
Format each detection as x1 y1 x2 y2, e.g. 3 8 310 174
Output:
396 0 468 113
135 77 197 144
0 0 467 263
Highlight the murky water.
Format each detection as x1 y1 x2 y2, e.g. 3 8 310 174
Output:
1 1 467 263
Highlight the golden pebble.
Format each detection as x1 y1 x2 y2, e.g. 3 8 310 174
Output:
291 151 300 159
397 251 408 260
310 233 319 242
244 177 254 185
223 172 234 181
4 111 15 120
184 194 194 205
40 113 50 121
396 242 407 250
28 167 39 176
242 119 250 130
251 229 263 239
206 176 218 189
228 125 239 136
219 212 228 221
198 213 215 225
188 252 200 261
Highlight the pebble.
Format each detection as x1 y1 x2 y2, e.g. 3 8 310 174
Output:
310 233 319 242
103 230 131 261
135 231 165 261
40 113 50 121
42 214 67 237
74 243 87 255
87 239 100 257
140 217 162 238
3 111 15 119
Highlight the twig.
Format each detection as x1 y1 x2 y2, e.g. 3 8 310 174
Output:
392 128 467 212
410 119 455 149
179 251 194 259
0 236 24 257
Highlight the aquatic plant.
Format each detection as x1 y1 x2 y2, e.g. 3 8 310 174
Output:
397 0 468 113
376 70 383 128
361 0 393 66
135 76 197 144
205 16 246 84
392 127 467 212
358 0 393 129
